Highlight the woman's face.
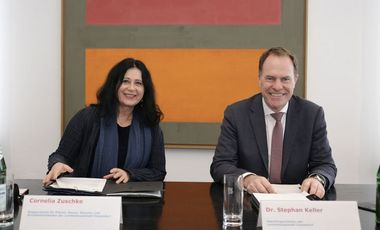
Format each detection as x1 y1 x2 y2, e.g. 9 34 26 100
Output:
117 68 145 110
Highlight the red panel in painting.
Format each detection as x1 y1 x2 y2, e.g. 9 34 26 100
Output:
86 0 281 25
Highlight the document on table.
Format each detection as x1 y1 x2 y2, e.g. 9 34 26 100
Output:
104 181 164 198
251 184 310 209
48 177 107 193
45 177 164 198
272 184 302 193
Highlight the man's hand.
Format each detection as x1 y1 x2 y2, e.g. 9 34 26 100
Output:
243 174 275 194
103 168 130 184
301 177 325 198
42 162 74 186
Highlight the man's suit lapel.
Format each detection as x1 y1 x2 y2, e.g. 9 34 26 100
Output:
249 95 269 172
282 97 299 174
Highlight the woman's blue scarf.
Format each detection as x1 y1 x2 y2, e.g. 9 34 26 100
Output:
91 110 152 178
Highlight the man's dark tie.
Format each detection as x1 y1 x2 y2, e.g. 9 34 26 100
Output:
270 112 284 184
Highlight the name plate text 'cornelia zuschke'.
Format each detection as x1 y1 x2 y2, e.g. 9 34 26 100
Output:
19 195 122 230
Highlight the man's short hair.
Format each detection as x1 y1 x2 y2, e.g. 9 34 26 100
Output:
258 47 298 76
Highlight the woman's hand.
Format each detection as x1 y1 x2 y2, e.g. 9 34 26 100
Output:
42 162 74 186
103 168 130 184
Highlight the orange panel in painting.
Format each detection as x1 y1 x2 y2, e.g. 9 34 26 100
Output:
85 49 264 123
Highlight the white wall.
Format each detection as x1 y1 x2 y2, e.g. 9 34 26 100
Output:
2 0 379 183
360 0 380 183
0 1 11 168
1 0 61 178
165 149 214 182
307 0 380 184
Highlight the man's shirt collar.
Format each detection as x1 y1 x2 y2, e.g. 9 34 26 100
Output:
262 98 289 116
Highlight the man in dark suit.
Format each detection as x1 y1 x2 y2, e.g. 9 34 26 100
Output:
210 47 337 198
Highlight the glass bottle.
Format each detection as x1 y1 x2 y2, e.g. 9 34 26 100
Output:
0 147 6 212
0 148 6 177
377 164 380 225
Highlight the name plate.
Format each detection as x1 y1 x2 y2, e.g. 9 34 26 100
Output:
258 200 360 230
20 195 122 230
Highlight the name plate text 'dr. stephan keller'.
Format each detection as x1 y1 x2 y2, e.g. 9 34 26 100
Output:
258 200 360 230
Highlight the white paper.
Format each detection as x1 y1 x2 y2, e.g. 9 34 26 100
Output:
258 200 360 230
253 192 310 203
50 177 107 192
19 188 29 196
272 184 303 194
19 195 122 230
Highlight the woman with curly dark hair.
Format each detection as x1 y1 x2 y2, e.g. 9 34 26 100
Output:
43 58 166 185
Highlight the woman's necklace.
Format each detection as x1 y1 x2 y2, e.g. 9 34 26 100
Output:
117 113 133 127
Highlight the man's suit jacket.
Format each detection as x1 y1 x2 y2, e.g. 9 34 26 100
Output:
210 94 337 189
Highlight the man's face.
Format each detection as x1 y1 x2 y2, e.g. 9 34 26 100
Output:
259 54 298 112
